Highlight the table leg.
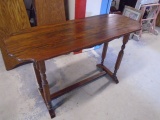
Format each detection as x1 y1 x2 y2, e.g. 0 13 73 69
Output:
101 42 108 65
140 6 146 37
97 34 129 83
33 63 43 92
36 61 55 118
113 34 130 82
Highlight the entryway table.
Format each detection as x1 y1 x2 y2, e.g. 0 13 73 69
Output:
4 14 141 118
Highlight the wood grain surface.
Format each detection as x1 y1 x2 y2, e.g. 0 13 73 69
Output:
34 0 66 26
4 14 141 62
156 12 160 27
0 0 30 42
0 0 30 70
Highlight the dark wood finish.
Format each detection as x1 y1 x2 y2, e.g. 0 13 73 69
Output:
51 71 106 100
0 0 67 70
113 34 129 76
34 0 66 26
97 64 119 83
156 12 160 27
36 61 55 118
0 47 23 70
101 43 108 64
4 14 141 62
33 62 43 91
4 14 141 118
97 35 129 83
0 0 31 70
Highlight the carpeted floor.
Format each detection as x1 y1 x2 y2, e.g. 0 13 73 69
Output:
0 28 160 120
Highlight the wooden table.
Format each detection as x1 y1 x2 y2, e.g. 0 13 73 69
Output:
4 14 141 118
156 12 160 26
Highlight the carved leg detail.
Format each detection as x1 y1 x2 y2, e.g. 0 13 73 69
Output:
101 42 108 65
33 62 43 91
97 35 129 83
36 61 55 118
113 34 129 78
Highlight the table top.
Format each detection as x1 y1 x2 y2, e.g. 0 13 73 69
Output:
4 14 141 62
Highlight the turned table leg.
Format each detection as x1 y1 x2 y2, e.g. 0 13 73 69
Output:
113 34 130 83
97 34 130 83
36 61 55 118
101 42 108 65
33 63 43 92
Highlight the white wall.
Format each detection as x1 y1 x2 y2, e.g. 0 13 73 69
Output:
67 0 104 20
85 0 102 17
68 0 75 20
